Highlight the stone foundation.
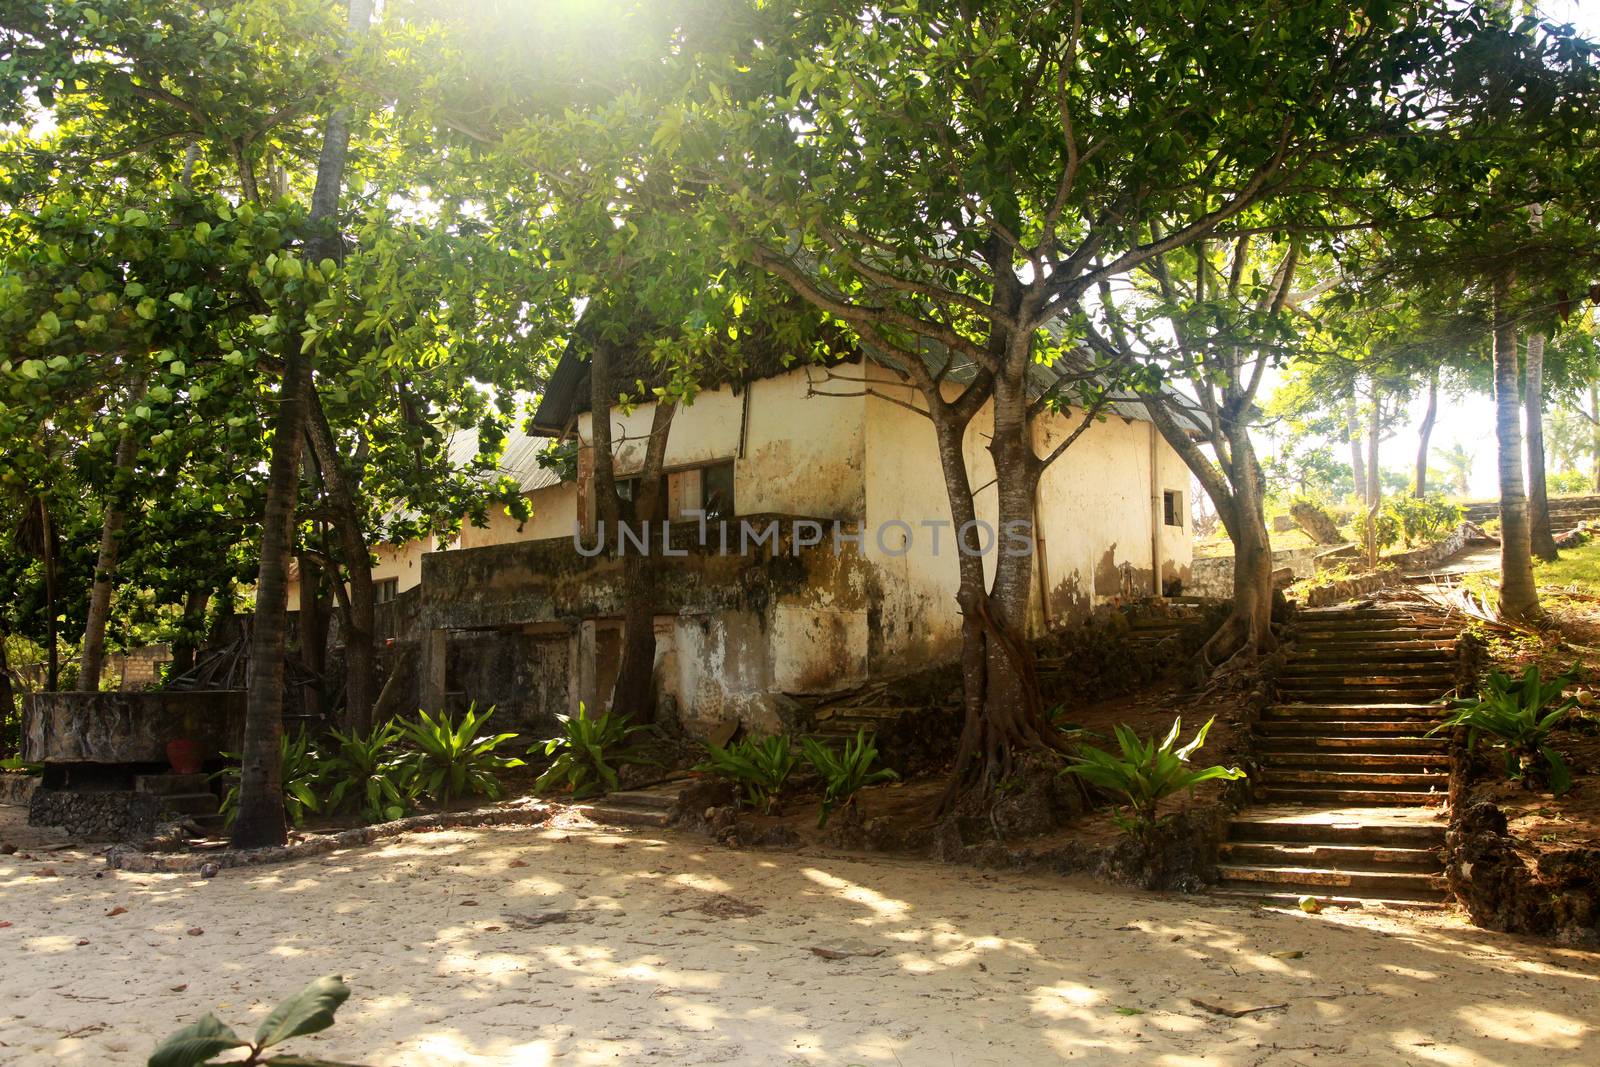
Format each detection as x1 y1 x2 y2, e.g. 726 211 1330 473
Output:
28 788 164 842
1444 801 1600 946
0 774 40 807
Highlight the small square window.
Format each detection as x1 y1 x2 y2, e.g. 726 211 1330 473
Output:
1163 490 1183 528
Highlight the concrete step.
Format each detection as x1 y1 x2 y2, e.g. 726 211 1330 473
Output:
1262 703 1440 721
1211 888 1450 910
1219 840 1443 872
1298 627 1458 642
573 802 671 828
1289 643 1456 661
1281 662 1456 678
134 773 211 796
1257 722 1440 742
1259 786 1444 806
155 792 221 817
1276 688 1451 704
1260 751 1449 770
1255 733 1446 751
1216 863 1447 897
1227 811 1445 847
1262 768 1447 790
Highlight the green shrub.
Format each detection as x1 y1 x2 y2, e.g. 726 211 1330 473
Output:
1431 664 1578 795
399 704 524 806
148 974 351 1067
800 729 898 826
1380 496 1464 549
534 703 654 799
1061 717 1244 838
695 734 797 814
324 719 416 824
215 729 324 829
1 755 42 775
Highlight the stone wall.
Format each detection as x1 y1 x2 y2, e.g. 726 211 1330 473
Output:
24 690 247 765
1188 544 1343 598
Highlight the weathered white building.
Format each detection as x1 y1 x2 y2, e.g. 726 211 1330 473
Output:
292 354 1194 738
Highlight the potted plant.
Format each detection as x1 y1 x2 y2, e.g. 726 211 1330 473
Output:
166 705 207 775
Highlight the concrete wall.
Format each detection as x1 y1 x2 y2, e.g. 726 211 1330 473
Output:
457 484 580 550
25 690 247 764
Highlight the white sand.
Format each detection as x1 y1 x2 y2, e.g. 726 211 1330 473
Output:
2 809 1597 1066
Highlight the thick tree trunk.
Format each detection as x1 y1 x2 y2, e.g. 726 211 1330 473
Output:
80 383 146 691
1364 392 1381 567
234 0 373 849
608 398 675 721
1347 392 1367 506
306 395 376 732
1524 331 1559 561
1201 422 1278 668
1492 273 1540 621
234 347 309 849
1415 371 1437 498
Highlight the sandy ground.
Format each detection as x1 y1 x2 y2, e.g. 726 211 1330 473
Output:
2 809 1597 1067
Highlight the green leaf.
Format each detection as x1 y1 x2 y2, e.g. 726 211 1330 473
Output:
147 1013 248 1067
254 976 350 1049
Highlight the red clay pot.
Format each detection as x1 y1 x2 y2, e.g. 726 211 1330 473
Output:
166 739 205 776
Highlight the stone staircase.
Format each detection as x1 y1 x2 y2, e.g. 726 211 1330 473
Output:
1215 605 1457 909
134 773 223 832
571 781 680 828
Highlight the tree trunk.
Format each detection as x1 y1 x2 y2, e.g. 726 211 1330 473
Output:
80 382 147 691
0 621 15 753
1592 381 1600 493
952 365 1069 795
1524 331 1559 561
306 394 376 732
604 377 676 722
296 549 328 721
1364 390 1381 567
1347 392 1367 506
234 0 373 849
169 587 210 678
40 498 58 692
1493 272 1540 621
1415 371 1437 498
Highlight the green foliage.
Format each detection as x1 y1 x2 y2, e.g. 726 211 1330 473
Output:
1062 717 1244 838
534 703 653 800
399 704 524 807
1432 665 1578 795
1 755 43 775
800 729 898 827
1548 469 1593 496
215 730 323 829
323 719 416 824
695 734 797 814
147 974 351 1067
1378 496 1464 549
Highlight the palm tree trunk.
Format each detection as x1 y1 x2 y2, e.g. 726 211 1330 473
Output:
40 498 58 692
234 0 373 849
1493 272 1540 621
1415 370 1437 498
1524 330 1559 560
1365 391 1381 567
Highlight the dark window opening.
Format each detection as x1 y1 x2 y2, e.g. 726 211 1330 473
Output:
1163 490 1183 528
701 461 735 520
374 578 400 605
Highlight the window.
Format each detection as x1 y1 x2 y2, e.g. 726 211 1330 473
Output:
374 578 399 605
665 461 736 522
1163 490 1184 529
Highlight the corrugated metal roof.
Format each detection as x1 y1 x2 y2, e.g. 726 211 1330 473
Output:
448 425 562 494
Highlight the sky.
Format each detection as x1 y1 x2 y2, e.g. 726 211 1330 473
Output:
1251 0 1600 501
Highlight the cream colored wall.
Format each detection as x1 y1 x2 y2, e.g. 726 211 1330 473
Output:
577 365 868 522
373 539 429 593
861 363 1196 672
457 483 579 550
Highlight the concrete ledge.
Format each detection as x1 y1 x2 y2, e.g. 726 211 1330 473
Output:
104 801 560 873
0 774 40 807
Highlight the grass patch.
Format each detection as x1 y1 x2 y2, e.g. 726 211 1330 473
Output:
1535 540 1600 598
